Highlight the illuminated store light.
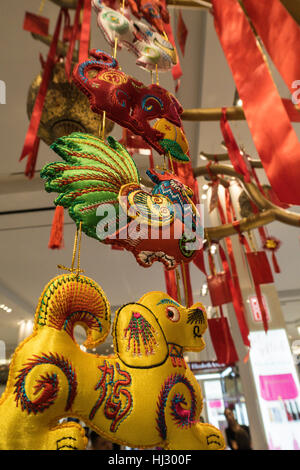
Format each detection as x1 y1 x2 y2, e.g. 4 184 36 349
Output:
210 244 217 255
0 304 12 313
201 283 208 296
17 320 33 343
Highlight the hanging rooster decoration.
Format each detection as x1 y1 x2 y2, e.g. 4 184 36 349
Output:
41 132 202 270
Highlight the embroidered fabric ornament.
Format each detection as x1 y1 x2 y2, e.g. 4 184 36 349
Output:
0 276 225 450
153 118 190 163
41 132 202 270
125 0 170 35
72 49 183 154
92 1 177 72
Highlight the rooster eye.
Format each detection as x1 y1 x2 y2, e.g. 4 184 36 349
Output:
166 306 180 322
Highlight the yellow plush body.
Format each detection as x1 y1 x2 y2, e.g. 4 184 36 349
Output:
0 274 225 450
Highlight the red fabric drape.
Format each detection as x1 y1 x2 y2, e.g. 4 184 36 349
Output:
78 0 92 62
242 0 300 96
212 0 300 205
208 317 239 365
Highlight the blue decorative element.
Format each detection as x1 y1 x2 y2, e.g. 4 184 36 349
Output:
142 94 164 112
115 89 130 108
14 353 77 415
77 50 117 84
156 298 181 308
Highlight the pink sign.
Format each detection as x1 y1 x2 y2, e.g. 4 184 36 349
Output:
209 400 222 408
259 374 299 401
249 295 271 323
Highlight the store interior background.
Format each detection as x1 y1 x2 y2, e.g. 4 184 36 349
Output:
1 1 300 449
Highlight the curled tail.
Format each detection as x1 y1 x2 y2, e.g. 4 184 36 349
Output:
34 274 110 349
156 374 198 441
41 133 140 241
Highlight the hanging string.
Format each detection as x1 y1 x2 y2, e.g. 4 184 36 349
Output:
175 268 182 305
247 230 258 252
168 152 175 173
71 224 79 272
102 110 106 140
39 0 46 14
181 262 189 307
113 36 118 59
155 64 159 85
58 222 85 277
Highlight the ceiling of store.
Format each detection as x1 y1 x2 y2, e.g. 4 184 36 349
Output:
0 0 300 358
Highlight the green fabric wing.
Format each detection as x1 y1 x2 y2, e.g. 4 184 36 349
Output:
41 133 140 241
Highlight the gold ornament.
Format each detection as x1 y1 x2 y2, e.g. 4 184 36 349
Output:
27 61 114 146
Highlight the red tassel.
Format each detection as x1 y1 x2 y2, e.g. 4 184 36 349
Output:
272 251 281 274
24 137 40 179
48 206 64 249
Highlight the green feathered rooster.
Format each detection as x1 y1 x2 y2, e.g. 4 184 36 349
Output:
41 132 202 270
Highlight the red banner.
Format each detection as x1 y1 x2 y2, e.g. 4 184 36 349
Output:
208 317 239 365
242 0 300 96
212 0 300 205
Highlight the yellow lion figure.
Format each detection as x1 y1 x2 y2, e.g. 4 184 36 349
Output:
0 274 225 450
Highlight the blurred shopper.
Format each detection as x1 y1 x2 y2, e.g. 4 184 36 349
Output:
224 407 252 450
89 430 120 450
